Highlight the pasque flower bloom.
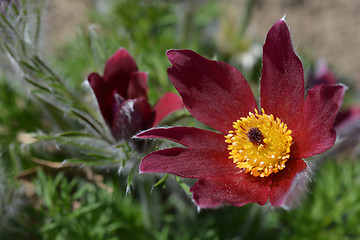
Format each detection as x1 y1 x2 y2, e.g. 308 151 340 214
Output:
87 49 183 146
137 20 345 208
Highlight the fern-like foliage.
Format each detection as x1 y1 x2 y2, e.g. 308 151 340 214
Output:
0 0 135 174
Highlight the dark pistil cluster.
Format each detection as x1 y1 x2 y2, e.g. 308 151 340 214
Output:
247 127 264 144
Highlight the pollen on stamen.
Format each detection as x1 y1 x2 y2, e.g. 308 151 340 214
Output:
224 108 293 177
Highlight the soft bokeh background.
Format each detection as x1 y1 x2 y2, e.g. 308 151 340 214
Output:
1 0 360 239
45 0 360 87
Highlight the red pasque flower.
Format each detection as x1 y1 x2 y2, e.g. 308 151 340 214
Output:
87 49 183 146
137 20 346 208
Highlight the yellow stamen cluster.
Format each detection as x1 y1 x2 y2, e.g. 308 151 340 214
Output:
225 108 293 177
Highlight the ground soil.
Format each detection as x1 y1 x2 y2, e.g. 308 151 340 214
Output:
44 0 360 89
245 0 360 88
43 0 90 49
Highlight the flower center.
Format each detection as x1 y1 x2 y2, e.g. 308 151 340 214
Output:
225 108 293 177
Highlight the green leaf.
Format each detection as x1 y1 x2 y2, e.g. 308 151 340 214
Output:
57 131 96 138
175 176 191 196
153 174 168 189
25 77 51 92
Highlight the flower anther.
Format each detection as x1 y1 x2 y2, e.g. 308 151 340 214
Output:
225 108 293 177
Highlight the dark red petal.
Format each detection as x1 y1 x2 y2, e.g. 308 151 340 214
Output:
139 147 236 178
136 126 225 150
151 92 184 127
103 49 138 98
269 159 307 207
292 84 346 158
332 106 360 152
260 19 304 132
127 72 148 99
111 98 153 141
334 107 360 130
190 173 272 208
139 127 236 178
167 49 257 134
110 92 125 113
87 73 114 125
